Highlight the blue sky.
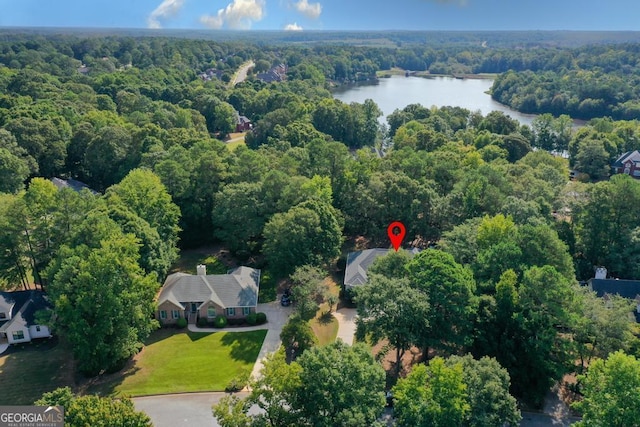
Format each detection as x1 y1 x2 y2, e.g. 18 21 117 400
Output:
0 0 639 32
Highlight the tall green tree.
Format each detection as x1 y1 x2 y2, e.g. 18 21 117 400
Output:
280 314 317 362
263 200 342 276
405 249 478 355
46 229 159 375
575 174 640 279
445 355 522 427
214 343 385 427
291 342 386 427
393 358 470 427
574 290 638 371
289 265 328 321
355 274 430 375
211 182 265 257
573 351 640 427
106 169 180 278
473 266 579 407
36 387 151 427
575 137 610 181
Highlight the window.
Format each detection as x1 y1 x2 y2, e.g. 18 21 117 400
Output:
0 312 6 320
160 310 167 320
226 307 236 317
36 326 41 332
172 310 180 319
242 307 251 316
12 330 24 341
207 307 216 318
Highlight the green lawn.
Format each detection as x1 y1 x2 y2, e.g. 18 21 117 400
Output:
171 251 228 275
93 329 266 397
0 338 75 405
310 301 339 346
225 139 246 151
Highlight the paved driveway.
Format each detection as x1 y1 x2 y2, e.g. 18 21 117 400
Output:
334 308 357 345
136 298 291 426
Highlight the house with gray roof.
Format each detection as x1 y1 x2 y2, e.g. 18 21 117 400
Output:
50 177 98 194
0 290 52 344
612 150 640 178
156 265 260 325
344 248 420 290
588 267 640 322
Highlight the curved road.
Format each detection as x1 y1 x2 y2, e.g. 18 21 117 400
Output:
231 60 254 86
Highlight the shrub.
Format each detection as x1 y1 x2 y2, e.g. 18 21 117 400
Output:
176 318 187 329
197 317 209 328
246 312 258 325
213 316 227 328
228 318 244 326
225 372 249 392
256 312 267 325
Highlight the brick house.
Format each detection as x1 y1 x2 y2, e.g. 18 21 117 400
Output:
156 265 260 325
612 150 640 178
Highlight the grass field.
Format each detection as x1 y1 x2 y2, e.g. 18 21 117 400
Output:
91 329 266 397
310 305 339 346
225 139 246 151
171 250 229 275
310 276 340 346
0 338 75 405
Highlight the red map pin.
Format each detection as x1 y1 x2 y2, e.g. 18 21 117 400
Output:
387 221 406 252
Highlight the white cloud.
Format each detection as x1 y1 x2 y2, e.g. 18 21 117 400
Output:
293 0 322 19
200 0 265 30
147 0 186 29
284 22 303 31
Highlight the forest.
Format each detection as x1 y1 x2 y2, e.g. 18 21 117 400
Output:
2 32 640 425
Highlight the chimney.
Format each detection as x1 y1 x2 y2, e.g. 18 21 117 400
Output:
197 264 207 276
595 267 607 280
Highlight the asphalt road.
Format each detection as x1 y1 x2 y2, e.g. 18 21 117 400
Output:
134 392 262 427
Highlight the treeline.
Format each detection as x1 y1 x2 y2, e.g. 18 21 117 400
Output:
491 44 640 120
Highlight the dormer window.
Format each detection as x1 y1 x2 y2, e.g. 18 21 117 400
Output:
0 312 6 320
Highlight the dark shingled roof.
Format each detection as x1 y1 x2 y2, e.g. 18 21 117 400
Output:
589 278 640 299
588 278 640 322
0 290 52 331
50 177 98 194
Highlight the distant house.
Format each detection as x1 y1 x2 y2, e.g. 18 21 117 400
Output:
0 291 53 345
257 63 287 83
156 265 260 325
612 150 640 178
198 68 224 82
50 177 98 194
344 248 420 290
588 267 640 322
235 113 252 133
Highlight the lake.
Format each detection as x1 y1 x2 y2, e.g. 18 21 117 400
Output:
332 75 538 127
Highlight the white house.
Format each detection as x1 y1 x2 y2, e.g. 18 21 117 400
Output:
0 291 52 344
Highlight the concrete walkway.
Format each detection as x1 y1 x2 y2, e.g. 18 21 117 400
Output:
334 308 357 345
0 343 9 355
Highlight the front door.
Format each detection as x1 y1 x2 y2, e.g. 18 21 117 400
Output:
191 303 198 313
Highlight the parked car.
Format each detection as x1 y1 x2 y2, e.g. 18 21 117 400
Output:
281 293 292 307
